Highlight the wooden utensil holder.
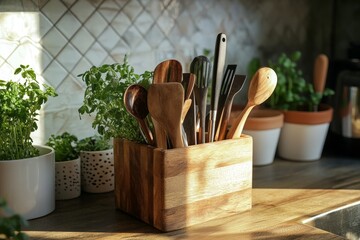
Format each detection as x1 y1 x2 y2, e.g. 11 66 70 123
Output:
114 136 253 232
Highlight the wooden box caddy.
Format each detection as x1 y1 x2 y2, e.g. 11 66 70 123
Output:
114 136 253 232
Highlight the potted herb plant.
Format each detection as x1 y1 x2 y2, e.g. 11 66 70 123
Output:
77 135 114 193
46 132 81 200
0 65 57 219
0 198 28 240
77 56 152 192
249 51 334 161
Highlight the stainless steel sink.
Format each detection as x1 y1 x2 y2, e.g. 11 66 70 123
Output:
303 201 360 239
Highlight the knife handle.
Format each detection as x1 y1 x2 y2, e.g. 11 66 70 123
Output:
209 33 226 142
210 33 227 111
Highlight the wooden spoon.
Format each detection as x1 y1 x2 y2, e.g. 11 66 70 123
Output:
124 84 154 145
226 67 277 139
148 82 184 148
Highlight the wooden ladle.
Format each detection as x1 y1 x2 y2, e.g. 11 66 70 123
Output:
124 84 154 145
226 67 277 139
148 82 184 148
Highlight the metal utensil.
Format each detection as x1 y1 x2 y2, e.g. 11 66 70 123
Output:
124 84 154 145
190 56 211 144
148 82 185 148
216 75 247 141
208 33 227 142
215 64 237 134
227 67 277 139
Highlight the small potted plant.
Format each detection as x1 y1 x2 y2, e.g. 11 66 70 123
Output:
77 56 152 192
249 51 335 161
0 198 29 240
46 132 81 200
77 135 113 193
0 65 57 219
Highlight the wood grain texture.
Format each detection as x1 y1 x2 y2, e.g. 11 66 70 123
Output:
114 138 154 224
153 136 253 231
116 136 253 232
25 154 360 239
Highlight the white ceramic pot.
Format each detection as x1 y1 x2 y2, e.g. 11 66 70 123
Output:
80 149 114 193
243 109 284 166
278 104 333 161
0 145 55 220
278 122 330 161
55 158 81 200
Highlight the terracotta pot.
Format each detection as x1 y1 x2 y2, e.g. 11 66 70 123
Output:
278 104 333 161
243 109 284 166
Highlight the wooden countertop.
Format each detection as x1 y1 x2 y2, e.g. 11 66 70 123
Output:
25 153 360 239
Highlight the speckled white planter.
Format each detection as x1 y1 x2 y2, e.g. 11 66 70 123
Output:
80 149 114 193
0 146 55 220
55 158 81 200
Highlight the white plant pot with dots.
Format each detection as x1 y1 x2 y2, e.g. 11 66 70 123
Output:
80 149 114 193
55 158 81 200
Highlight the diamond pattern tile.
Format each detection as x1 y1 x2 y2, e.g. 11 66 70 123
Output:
56 11 81 39
0 0 332 144
42 60 68 89
97 26 120 51
85 42 108 66
41 27 68 57
71 27 95 54
134 10 154 35
41 0 67 24
56 43 82 72
123 25 143 49
123 0 143 22
112 11 131 36
70 0 95 22
98 0 121 22
84 12 108 38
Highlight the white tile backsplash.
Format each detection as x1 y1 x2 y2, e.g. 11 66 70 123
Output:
0 0 340 144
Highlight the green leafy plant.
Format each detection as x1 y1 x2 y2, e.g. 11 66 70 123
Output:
78 56 152 142
248 51 334 111
46 132 79 162
77 135 111 152
0 65 57 160
0 198 29 240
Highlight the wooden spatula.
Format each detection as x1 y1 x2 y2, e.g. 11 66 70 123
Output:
148 82 185 148
152 59 183 149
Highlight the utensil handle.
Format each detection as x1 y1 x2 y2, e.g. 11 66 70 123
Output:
209 33 226 142
152 118 167 149
210 33 227 111
216 97 234 141
138 119 154 145
226 104 254 139
313 54 328 93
